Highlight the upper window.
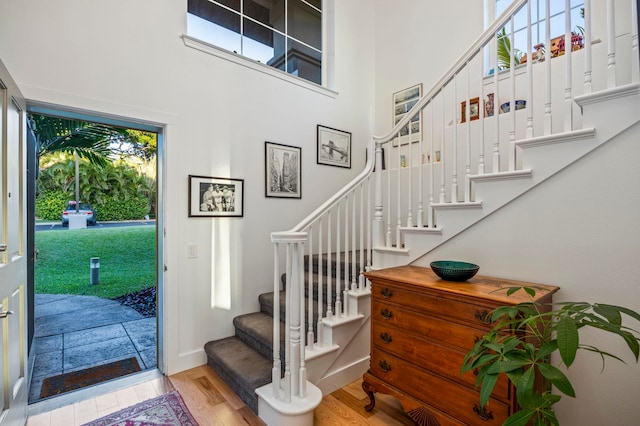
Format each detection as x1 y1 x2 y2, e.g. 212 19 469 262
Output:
187 0 323 85
493 0 584 59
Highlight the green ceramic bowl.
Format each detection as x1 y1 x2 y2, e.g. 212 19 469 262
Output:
430 260 479 282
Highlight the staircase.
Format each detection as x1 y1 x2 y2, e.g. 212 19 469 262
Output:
204 252 369 414
204 1 639 424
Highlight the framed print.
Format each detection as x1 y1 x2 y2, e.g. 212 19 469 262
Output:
188 175 244 217
392 83 422 147
317 125 351 168
461 97 480 123
265 141 301 198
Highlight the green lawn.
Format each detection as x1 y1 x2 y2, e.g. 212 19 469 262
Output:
35 226 156 299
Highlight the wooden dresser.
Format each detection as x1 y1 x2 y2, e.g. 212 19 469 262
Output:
362 265 558 426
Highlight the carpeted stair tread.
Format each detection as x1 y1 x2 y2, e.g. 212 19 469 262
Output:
204 336 272 413
233 312 283 361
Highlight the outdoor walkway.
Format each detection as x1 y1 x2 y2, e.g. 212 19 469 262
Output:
30 294 157 404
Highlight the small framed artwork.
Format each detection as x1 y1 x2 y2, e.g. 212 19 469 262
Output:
265 141 301 198
392 83 422 147
188 175 244 217
317 125 351 168
461 97 480 123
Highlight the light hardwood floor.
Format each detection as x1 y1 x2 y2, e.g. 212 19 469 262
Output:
26 365 415 425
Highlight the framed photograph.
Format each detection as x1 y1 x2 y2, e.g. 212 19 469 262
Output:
265 141 301 198
188 175 244 217
392 83 422 147
317 125 351 168
461 97 480 123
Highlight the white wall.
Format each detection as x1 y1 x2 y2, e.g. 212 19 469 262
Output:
373 0 484 137
0 0 376 374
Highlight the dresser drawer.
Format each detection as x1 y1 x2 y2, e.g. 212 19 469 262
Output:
372 321 510 401
372 281 498 330
372 299 485 352
371 347 510 425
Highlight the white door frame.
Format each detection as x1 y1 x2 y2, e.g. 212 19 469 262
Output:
26 103 166 382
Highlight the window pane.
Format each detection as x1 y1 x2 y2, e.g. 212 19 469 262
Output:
188 11 241 53
287 39 321 84
288 0 322 50
266 31 287 72
243 0 285 33
242 18 275 63
188 0 241 34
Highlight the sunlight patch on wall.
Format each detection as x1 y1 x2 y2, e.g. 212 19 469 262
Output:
210 220 231 310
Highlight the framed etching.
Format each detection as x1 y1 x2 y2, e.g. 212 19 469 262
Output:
188 175 244 217
317 125 351 168
392 83 422 147
265 141 301 198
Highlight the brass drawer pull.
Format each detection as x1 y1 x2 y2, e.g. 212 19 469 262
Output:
380 308 393 320
378 360 392 372
379 332 392 344
475 309 492 324
380 287 393 299
473 404 494 421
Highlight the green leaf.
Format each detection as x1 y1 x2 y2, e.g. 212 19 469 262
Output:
556 316 579 367
538 363 575 397
503 408 536 426
479 372 498 407
487 359 528 374
515 367 536 408
593 304 622 325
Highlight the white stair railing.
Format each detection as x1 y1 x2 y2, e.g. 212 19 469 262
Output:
265 0 639 415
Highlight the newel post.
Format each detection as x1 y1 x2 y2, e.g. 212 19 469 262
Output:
257 231 322 426
372 140 385 247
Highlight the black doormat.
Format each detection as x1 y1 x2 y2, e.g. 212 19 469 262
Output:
40 357 141 399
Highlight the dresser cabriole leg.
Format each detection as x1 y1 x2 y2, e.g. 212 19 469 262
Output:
362 380 376 411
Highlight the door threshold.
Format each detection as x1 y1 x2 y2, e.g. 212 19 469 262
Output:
27 368 163 417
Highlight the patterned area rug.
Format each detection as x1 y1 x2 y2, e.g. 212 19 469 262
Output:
82 391 199 426
40 357 142 399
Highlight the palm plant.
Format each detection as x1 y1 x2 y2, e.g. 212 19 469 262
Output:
497 27 524 70
30 114 128 167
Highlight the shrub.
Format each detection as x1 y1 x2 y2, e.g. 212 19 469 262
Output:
96 196 150 221
35 190 69 220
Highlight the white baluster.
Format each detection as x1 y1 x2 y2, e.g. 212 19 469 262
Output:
326 211 332 320
335 201 341 318
632 0 639 83
307 231 314 351
606 0 617 88
493 33 501 171
452 73 460 198
316 217 323 346
584 0 593 93
271 244 281 398
564 0 574 132
440 97 447 202
526 0 534 139
509 16 516 171
429 104 436 225
407 116 413 228
545 0 553 135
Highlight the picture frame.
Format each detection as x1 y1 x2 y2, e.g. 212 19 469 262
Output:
317 125 351 168
461 97 480 123
188 175 244 217
265 141 301 198
392 83 422 147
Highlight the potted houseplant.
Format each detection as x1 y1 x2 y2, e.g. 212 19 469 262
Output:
461 286 640 426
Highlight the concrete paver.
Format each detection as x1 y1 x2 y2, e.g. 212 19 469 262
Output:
30 294 157 404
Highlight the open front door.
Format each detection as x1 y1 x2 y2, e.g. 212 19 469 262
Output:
0 59 28 426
